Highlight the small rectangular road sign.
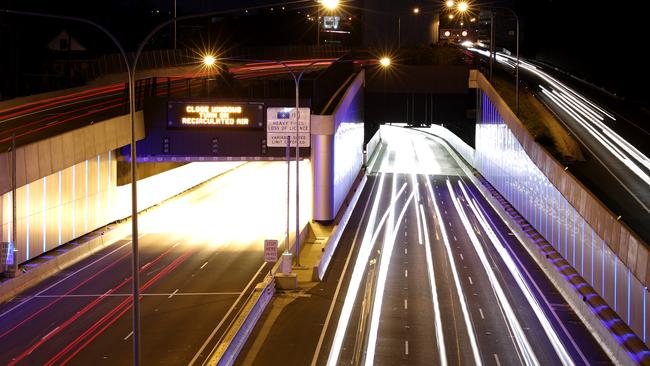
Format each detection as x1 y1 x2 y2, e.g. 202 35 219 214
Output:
266 107 310 147
264 239 278 263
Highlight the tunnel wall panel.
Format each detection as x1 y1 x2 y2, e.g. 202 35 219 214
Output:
474 71 650 345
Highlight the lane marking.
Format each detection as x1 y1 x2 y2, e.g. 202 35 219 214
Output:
453 235 457 241
494 354 502 366
404 299 408 310
42 326 60 341
405 340 409 355
405 269 408 278
468 276 473 285
200 262 208 270
479 308 485 319
404 248 408 255
168 289 179 299
124 331 133 341
460 253 464 261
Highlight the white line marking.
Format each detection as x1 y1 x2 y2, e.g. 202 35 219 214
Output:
168 289 179 299
200 262 208 269
453 235 457 241
460 253 464 261
172 242 180 248
404 248 408 255
405 269 408 278
124 331 134 340
468 276 473 285
141 262 152 270
479 308 485 319
494 354 502 366
42 326 60 340
405 340 409 355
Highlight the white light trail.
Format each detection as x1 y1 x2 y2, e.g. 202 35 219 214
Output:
445 179 538 366
365 191 415 366
457 180 575 366
426 177 483 366
326 178 409 366
419 203 448 365
471 46 650 201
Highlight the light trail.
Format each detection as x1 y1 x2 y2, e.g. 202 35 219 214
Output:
326 175 409 366
425 177 483 366
468 46 650 190
445 179 538 366
457 180 579 365
364 190 415 366
419 202 448 366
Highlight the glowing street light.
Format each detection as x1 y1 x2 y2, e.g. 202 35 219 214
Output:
379 57 391 67
203 54 216 67
413 7 420 14
446 0 455 8
457 1 469 13
448 14 454 20
321 0 339 10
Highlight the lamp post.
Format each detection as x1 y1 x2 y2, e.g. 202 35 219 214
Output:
454 2 520 115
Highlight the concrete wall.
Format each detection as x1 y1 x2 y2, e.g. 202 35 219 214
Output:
0 112 145 197
311 70 365 222
0 152 116 263
474 72 650 345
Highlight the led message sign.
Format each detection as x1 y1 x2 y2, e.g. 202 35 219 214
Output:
167 102 263 128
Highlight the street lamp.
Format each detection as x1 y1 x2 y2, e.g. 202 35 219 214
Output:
455 2 520 115
379 57 392 68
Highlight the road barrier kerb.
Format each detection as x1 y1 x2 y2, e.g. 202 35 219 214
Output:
209 275 275 366
318 174 367 280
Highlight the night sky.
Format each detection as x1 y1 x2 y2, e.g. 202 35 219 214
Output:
0 0 646 102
